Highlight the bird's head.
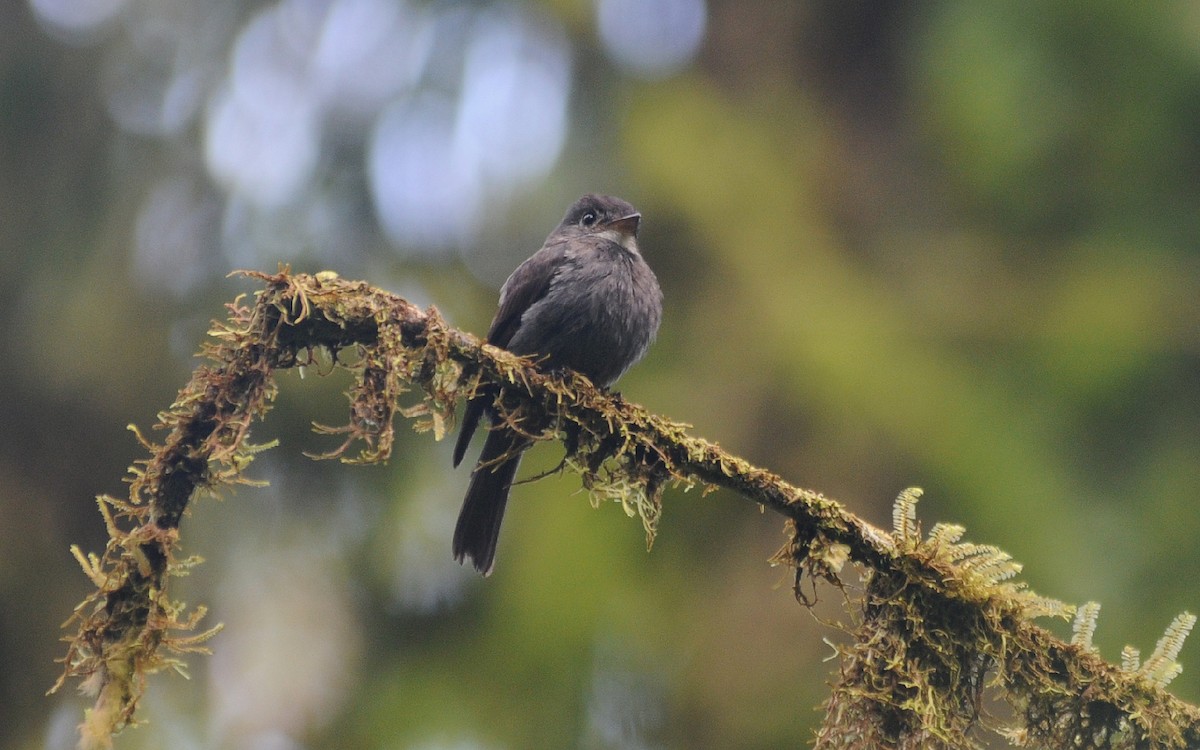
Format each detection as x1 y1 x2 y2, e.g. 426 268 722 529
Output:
555 193 642 253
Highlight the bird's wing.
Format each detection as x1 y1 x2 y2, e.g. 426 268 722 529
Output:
454 241 567 467
453 395 489 467
487 241 568 348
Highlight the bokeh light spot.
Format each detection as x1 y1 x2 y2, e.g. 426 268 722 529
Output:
28 0 128 39
312 0 433 115
368 5 571 253
203 7 320 208
369 94 482 252
595 0 706 78
455 5 571 184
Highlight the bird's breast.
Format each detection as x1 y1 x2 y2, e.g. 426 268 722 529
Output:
508 249 661 388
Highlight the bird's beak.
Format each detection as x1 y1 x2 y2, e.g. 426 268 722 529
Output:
608 212 641 238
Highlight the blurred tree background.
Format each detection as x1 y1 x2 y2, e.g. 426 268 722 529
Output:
4 0 1200 748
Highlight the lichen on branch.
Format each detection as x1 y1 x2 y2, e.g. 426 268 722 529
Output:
51 269 1200 750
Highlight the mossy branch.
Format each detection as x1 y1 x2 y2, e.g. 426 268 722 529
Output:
51 269 1200 749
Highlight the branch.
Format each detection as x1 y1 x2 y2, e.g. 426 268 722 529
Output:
51 269 1200 749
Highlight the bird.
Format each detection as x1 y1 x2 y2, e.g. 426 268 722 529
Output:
452 194 663 575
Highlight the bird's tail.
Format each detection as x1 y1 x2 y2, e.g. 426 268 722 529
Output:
453 428 524 575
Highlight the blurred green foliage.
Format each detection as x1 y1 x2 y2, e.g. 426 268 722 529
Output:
4 1 1200 748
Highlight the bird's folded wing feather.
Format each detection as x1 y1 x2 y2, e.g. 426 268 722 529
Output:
453 241 568 467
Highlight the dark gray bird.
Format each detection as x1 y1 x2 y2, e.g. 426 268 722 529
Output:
452 194 663 575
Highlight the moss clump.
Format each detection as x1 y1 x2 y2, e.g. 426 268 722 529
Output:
51 271 1200 749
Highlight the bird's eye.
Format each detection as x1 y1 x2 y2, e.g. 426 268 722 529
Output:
580 212 597 227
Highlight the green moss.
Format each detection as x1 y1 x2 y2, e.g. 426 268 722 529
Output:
51 270 1200 749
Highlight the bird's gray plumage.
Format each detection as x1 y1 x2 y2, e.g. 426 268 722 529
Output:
452 194 662 575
